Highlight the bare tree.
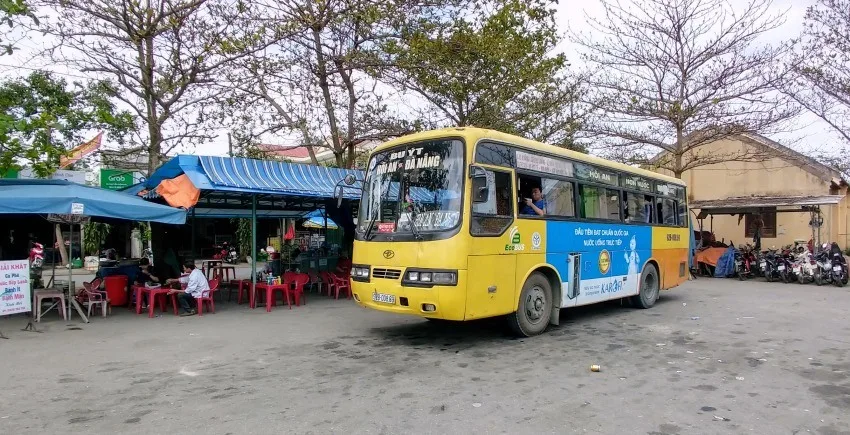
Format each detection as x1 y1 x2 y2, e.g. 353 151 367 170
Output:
573 0 799 178
223 0 432 168
34 0 286 174
786 0 850 147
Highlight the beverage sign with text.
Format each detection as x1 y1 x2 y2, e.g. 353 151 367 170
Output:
0 260 31 316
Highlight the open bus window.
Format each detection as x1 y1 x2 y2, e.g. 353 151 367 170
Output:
471 169 514 236
656 197 677 225
517 174 546 217
623 192 654 224
580 185 620 220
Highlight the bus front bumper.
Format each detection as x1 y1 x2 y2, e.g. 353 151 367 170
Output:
351 270 467 321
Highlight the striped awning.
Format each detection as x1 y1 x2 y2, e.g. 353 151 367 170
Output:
199 156 362 199
143 155 453 204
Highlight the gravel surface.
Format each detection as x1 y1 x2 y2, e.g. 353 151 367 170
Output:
1 278 849 434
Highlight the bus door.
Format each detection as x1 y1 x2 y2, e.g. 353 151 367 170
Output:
467 167 517 320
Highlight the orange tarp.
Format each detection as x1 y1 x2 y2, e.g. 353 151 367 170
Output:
155 174 199 209
694 247 727 267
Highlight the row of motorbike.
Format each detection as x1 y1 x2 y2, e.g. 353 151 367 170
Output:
734 241 848 287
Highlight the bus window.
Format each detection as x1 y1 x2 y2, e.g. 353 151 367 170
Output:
623 192 653 224
657 197 677 225
471 169 514 235
542 178 575 217
580 185 621 220
518 174 545 217
678 201 687 227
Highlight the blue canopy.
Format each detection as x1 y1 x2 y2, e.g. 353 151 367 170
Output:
145 155 364 199
141 155 456 219
0 179 187 224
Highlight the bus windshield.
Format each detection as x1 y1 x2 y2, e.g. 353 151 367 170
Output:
356 139 464 239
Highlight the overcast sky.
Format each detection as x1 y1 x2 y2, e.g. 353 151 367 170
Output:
2 0 840 159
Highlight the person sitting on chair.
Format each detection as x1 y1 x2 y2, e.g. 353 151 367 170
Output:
520 187 546 216
169 262 209 316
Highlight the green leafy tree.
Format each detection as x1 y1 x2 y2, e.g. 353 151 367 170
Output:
1 0 38 54
223 0 437 168
379 0 587 151
36 0 288 174
0 71 134 177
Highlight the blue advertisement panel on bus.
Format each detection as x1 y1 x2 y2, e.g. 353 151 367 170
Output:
545 221 653 307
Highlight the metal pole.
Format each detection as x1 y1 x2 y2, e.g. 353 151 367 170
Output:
190 208 196 262
251 195 257 306
68 223 73 320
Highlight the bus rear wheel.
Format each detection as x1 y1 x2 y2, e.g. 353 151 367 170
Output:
630 264 660 309
508 273 552 337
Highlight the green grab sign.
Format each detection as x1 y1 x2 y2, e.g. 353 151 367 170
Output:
100 169 134 190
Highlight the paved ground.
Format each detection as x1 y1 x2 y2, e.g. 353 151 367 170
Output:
1 278 849 435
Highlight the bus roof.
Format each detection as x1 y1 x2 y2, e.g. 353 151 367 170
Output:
372 127 686 186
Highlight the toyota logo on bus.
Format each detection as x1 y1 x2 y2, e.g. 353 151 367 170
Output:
383 250 395 259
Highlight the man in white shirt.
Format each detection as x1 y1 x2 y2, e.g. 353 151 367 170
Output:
169 262 209 316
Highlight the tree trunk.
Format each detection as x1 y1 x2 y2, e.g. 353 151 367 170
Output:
55 224 68 266
147 124 162 175
307 146 319 165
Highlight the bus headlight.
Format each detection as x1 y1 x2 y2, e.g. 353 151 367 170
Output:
403 269 457 287
351 265 370 282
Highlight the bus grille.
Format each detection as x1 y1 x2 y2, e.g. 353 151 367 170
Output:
372 268 402 280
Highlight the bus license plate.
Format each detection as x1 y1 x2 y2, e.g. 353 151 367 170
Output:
372 292 396 304
777 265 785 271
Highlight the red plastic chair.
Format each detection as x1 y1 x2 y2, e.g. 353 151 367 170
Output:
320 271 336 297
197 279 219 316
331 273 352 299
77 278 109 318
170 279 219 315
290 274 311 306
307 269 321 293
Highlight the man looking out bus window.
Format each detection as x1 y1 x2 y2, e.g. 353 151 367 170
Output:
521 187 546 216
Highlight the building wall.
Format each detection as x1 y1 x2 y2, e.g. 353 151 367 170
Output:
655 137 850 248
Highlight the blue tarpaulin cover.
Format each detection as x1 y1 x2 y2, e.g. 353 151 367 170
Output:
0 178 187 224
714 246 737 278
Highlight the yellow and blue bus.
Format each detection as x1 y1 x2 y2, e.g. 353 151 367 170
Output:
349 127 690 336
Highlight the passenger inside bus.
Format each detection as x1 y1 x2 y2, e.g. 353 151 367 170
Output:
515 175 544 216
521 187 546 216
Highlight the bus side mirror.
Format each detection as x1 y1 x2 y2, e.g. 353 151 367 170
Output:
470 166 489 203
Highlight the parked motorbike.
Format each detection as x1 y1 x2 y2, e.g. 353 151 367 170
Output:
823 242 848 287
796 248 818 284
226 244 239 264
778 246 797 283
735 244 757 281
760 248 783 282
29 241 44 269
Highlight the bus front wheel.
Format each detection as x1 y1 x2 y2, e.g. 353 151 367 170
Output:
630 264 660 309
508 273 552 337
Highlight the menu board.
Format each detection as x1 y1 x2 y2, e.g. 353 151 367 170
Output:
0 260 31 316
516 151 574 178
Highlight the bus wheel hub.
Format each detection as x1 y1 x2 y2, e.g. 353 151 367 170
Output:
526 286 546 322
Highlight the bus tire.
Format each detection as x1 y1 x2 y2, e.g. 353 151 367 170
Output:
508 273 552 337
630 263 660 309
